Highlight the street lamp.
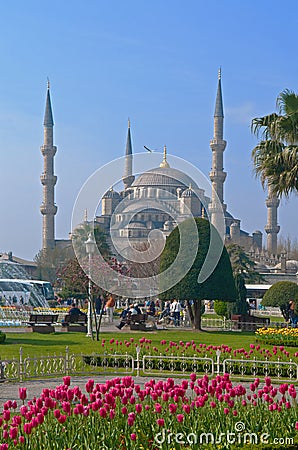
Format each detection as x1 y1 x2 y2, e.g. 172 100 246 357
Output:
85 232 96 337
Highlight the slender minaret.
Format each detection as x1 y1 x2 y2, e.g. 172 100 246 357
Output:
40 81 57 250
209 69 227 227
265 185 280 255
122 119 135 189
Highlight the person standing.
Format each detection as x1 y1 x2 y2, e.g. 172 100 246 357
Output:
95 295 103 315
105 295 115 323
170 299 181 326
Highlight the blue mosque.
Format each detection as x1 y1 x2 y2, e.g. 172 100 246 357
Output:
40 72 282 259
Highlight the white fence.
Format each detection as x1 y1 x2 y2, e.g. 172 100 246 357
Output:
1 348 297 383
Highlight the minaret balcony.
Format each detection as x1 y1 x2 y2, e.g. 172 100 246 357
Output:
265 197 280 208
210 139 226 152
40 204 58 215
40 174 57 186
264 225 280 234
209 170 227 182
40 145 57 157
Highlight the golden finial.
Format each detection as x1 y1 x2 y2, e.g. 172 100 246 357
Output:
189 183 192 190
159 145 170 168
128 118 130 129
47 77 50 89
218 67 221 80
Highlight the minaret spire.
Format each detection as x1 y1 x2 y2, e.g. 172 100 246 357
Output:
122 118 135 189
209 69 227 229
40 81 57 250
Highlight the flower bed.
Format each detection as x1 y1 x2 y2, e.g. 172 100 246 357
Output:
99 337 298 362
0 374 297 449
256 327 298 347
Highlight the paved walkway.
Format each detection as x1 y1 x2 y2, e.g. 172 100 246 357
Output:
0 375 150 406
0 321 190 407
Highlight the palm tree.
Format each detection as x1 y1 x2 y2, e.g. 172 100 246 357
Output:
71 222 111 260
251 89 298 197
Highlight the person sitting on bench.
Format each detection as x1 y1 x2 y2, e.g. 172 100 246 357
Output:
69 303 86 317
116 305 137 330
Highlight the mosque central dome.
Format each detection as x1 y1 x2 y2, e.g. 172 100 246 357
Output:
131 166 199 189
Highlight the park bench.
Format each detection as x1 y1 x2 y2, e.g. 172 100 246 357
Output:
128 313 156 331
61 314 87 333
28 314 59 333
231 314 270 331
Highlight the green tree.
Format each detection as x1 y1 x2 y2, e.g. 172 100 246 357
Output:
34 246 73 285
159 218 237 330
226 244 264 283
226 244 264 317
251 89 298 197
262 281 298 319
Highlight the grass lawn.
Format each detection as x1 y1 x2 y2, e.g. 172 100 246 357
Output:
0 329 293 359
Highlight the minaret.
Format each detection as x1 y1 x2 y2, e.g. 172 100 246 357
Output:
40 81 57 250
209 68 227 227
122 119 135 189
265 185 280 255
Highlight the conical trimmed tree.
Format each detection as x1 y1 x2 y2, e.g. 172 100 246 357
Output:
159 218 237 330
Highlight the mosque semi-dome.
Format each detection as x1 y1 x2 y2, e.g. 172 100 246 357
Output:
103 188 121 199
181 186 196 198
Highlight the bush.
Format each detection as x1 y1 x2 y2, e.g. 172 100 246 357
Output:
262 281 298 319
0 331 6 344
213 300 228 318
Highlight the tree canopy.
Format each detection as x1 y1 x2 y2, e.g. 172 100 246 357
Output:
262 281 298 319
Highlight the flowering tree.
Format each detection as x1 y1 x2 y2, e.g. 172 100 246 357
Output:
57 255 129 340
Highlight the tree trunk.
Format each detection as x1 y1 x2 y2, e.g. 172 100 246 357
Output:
187 300 202 330
95 301 106 341
193 299 202 330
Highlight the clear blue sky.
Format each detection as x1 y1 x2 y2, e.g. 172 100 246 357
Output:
1 0 298 260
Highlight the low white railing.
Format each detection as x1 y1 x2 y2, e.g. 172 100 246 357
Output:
0 348 297 383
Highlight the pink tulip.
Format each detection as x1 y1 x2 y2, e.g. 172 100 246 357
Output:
130 433 137 441
63 376 71 386
121 406 128 415
99 407 107 418
23 422 32 435
157 418 165 426
135 403 142 413
54 409 61 419
19 388 27 401
177 414 184 423
155 403 162 413
58 414 67 424
9 427 18 439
